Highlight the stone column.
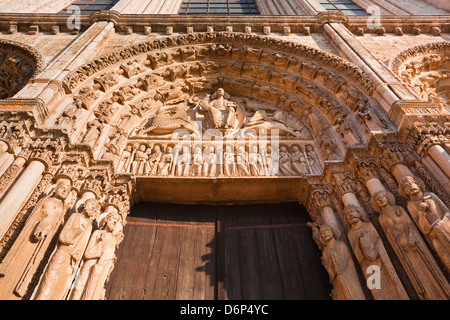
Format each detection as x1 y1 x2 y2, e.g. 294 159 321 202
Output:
0 159 46 240
0 152 29 198
332 172 370 221
306 185 367 300
307 185 344 236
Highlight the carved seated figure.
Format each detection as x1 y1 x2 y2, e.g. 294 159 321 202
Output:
200 88 238 130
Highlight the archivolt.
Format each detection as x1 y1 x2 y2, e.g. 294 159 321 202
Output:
56 32 390 176
0 39 44 99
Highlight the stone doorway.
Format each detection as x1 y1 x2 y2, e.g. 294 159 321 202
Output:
105 202 331 300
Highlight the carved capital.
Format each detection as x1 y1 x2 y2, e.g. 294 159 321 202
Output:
355 160 379 184
331 172 357 198
29 138 64 169
307 185 333 219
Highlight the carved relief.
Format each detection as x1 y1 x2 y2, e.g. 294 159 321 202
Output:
390 42 450 110
0 39 44 99
398 175 450 272
343 204 409 300
308 222 366 300
33 198 101 300
70 209 124 300
0 178 72 298
371 190 450 300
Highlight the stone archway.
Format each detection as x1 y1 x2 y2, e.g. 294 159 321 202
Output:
5 31 419 301
0 39 44 99
389 41 450 110
58 31 391 188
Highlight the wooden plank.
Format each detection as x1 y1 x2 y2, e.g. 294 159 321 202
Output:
203 205 217 300
286 204 332 299
151 205 183 300
222 206 241 300
237 206 262 299
175 205 199 300
253 204 284 300
270 203 306 300
143 215 167 299
192 205 216 300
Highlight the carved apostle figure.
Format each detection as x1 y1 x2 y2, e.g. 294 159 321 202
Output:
305 145 320 174
308 222 366 300
175 145 191 177
71 210 123 300
344 205 409 300
190 145 203 177
0 179 71 298
157 146 173 176
117 145 133 173
371 190 450 300
236 144 250 177
147 145 163 175
291 145 307 175
223 145 236 177
203 145 217 177
399 175 450 272
34 198 101 300
248 145 261 176
131 144 148 175
279 145 295 176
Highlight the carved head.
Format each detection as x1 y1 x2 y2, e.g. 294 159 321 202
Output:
343 204 365 225
82 198 101 219
371 190 395 213
217 88 225 97
105 211 122 235
54 180 71 200
319 224 335 244
399 175 425 199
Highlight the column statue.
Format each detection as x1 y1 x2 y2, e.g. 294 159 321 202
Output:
33 198 101 300
399 175 450 272
371 190 450 300
343 204 409 300
307 222 366 300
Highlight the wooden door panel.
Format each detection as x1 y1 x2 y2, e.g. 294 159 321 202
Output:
105 202 331 300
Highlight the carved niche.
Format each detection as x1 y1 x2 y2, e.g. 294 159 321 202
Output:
0 40 44 99
390 42 450 110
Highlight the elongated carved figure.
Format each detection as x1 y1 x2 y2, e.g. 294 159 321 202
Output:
33 198 101 300
308 222 366 300
371 190 450 300
399 175 450 273
344 204 409 300
71 210 123 300
0 179 71 299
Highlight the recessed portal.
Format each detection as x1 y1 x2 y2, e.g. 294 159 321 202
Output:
105 202 331 300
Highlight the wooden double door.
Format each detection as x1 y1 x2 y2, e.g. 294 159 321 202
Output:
105 202 331 300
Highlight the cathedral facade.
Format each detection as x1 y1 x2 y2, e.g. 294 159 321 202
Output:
0 0 449 300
